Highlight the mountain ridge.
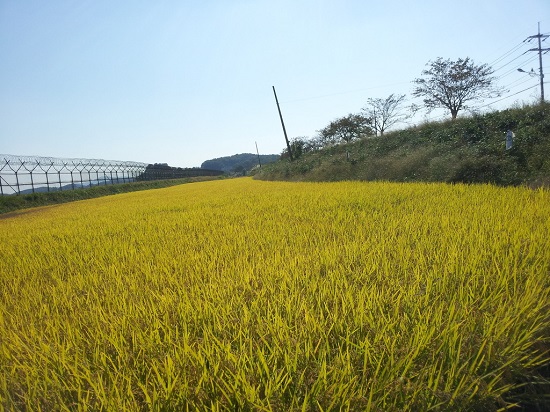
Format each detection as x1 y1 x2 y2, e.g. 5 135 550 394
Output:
201 153 279 173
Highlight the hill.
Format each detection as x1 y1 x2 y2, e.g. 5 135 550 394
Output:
254 103 550 187
201 153 279 174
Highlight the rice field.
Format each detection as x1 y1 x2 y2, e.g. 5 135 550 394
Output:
1 178 549 411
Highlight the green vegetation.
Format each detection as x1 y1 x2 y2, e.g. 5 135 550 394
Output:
255 103 550 187
413 57 503 120
201 153 279 174
0 176 222 215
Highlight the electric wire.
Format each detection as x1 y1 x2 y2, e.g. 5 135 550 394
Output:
501 76 538 91
280 81 411 104
476 84 539 109
497 55 539 79
488 40 527 67
281 24 545 134
492 50 530 73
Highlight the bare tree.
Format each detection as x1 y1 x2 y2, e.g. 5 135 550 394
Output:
362 94 409 136
413 57 503 120
318 113 373 145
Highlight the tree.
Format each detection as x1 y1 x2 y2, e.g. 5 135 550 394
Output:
281 136 323 159
281 137 305 160
318 113 372 145
413 57 503 120
362 94 410 136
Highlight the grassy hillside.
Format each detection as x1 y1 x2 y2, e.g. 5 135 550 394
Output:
255 103 550 187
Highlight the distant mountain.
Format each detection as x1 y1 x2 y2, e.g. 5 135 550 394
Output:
201 153 279 173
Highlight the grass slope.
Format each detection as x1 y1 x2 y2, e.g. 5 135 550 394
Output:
255 103 550 187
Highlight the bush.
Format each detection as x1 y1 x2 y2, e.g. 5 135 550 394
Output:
448 155 522 186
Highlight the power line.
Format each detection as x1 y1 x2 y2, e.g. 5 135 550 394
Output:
497 55 539 79
477 84 539 109
488 40 527 67
280 23 546 133
486 26 548 71
501 75 538 91
492 50 530 73
280 81 411 104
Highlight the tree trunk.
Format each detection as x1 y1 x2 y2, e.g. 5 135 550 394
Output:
451 109 458 120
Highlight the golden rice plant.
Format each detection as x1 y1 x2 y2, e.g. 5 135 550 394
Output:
0 178 549 411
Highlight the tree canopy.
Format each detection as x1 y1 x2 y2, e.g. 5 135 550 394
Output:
413 57 502 120
317 113 372 145
362 94 410 136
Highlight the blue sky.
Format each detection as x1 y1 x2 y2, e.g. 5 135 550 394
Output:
1 1 548 167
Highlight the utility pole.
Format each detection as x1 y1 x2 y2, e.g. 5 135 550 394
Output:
272 86 294 161
255 141 262 168
524 23 549 103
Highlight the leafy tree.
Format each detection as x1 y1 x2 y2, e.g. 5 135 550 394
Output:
413 57 503 120
305 135 325 152
318 113 372 145
362 94 410 136
281 137 322 159
285 138 306 159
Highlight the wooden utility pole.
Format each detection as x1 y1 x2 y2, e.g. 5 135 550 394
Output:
255 141 262 168
272 86 293 160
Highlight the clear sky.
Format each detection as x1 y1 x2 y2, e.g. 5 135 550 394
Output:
1 1 548 167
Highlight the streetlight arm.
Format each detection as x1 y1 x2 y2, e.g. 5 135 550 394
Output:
518 68 539 77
